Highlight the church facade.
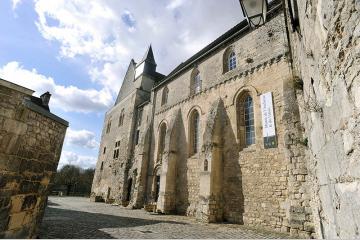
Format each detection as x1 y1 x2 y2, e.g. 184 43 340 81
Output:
91 1 315 237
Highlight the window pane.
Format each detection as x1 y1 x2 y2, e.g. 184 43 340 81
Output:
228 52 236 71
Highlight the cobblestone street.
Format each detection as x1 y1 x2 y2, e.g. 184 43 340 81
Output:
39 197 293 239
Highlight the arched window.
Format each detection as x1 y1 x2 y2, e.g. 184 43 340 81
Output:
161 86 169 106
190 69 201 95
237 92 255 148
228 52 237 71
189 110 200 155
244 96 255 146
223 47 236 73
158 123 167 162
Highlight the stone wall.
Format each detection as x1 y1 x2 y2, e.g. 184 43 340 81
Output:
0 80 68 238
287 0 360 238
91 90 138 203
91 62 157 207
151 50 313 237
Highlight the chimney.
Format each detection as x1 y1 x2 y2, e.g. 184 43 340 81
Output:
40 91 51 108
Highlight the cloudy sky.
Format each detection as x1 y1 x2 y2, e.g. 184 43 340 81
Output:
0 0 244 169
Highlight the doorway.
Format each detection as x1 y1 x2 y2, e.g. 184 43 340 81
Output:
126 178 132 201
155 175 160 202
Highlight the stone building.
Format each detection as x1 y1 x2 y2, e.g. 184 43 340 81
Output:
92 0 359 238
0 79 68 238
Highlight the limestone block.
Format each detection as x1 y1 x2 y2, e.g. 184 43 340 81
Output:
7 212 26 230
10 196 24 214
3 119 27 135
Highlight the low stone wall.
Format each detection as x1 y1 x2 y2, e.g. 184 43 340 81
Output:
0 81 68 238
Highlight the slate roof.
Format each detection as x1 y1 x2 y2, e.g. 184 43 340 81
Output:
115 59 137 105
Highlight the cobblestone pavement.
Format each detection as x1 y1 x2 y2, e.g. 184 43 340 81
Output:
39 197 293 239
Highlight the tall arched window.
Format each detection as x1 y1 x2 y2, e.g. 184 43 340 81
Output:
237 92 255 148
189 110 200 155
228 52 237 71
161 86 169 106
158 123 167 162
244 96 255 146
190 69 201 95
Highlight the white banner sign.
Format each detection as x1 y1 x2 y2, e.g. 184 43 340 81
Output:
260 92 276 137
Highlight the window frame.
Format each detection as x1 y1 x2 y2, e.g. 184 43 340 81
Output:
236 92 256 150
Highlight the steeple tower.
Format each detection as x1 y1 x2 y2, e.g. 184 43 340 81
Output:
135 45 157 79
141 44 156 66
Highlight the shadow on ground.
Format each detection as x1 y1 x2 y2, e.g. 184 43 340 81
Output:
46 200 61 206
39 203 187 239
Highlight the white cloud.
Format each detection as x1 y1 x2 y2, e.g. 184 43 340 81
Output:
90 61 125 94
59 151 97 170
11 0 23 10
0 61 113 113
121 10 136 32
65 128 99 149
166 0 187 10
31 0 244 94
34 0 128 62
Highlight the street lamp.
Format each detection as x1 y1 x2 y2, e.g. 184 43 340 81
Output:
239 0 268 28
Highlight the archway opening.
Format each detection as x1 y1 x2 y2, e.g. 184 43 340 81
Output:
126 178 133 202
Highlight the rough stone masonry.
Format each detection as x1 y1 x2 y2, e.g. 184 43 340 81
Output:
0 78 68 238
286 0 360 238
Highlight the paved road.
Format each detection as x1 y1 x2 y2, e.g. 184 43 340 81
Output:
39 197 293 239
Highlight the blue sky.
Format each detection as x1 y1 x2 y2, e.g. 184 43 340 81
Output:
0 0 243 169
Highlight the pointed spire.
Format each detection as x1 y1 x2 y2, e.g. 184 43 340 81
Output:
140 44 156 65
